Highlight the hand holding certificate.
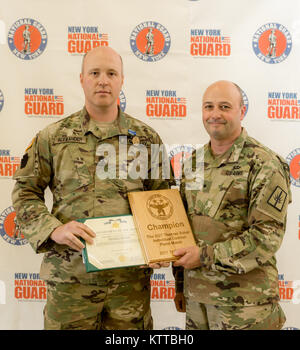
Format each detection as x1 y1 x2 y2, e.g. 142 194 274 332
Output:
80 215 146 272
80 189 196 272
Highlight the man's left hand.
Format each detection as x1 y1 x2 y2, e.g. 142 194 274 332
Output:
149 262 170 269
140 261 170 269
172 246 201 269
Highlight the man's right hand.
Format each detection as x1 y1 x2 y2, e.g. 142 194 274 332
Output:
50 221 96 251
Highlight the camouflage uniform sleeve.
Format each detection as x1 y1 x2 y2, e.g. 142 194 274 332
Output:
200 159 292 274
11 130 62 253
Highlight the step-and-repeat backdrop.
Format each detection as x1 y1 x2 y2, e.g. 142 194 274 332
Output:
0 0 299 330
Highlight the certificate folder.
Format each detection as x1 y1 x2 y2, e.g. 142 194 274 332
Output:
79 215 146 272
80 189 196 272
127 189 196 264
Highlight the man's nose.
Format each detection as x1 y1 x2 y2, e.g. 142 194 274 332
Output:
97 73 109 85
209 107 221 119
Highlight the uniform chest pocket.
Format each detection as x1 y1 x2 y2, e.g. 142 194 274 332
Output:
195 177 233 218
108 142 149 193
52 144 93 196
108 178 144 196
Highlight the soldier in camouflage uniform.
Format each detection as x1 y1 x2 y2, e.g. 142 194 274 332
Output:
173 80 291 330
12 47 172 330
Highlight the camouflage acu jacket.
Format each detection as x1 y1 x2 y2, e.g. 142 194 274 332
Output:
12 107 171 285
178 128 291 306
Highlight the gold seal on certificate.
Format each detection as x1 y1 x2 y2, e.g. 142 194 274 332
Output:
128 189 196 264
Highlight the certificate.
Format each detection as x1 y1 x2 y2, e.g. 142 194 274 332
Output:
80 215 146 272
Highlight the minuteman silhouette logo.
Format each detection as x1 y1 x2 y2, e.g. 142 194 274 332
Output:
130 21 171 62
252 23 292 64
0 206 27 246
286 148 300 187
8 18 47 60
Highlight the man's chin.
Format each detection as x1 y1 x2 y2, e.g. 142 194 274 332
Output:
206 128 225 140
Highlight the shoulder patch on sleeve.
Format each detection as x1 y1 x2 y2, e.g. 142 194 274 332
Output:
267 186 287 212
256 171 290 223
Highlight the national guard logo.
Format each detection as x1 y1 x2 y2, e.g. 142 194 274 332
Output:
168 145 195 186
278 274 295 302
0 149 21 178
130 21 171 62
252 23 292 64
147 194 173 220
8 18 47 60
67 25 109 54
14 272 47 301
118 90 126 112
190 28 231 57
24 87 64 118
0 89 4 112
0 206 27 246
267 91 300 120
146 89 187 118
151 272 175 301
286 148 300 187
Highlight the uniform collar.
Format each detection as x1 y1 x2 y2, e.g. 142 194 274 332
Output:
80 106 129 140
204 128 248 168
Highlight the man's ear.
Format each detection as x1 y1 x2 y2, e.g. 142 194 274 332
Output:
240 104 246 120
